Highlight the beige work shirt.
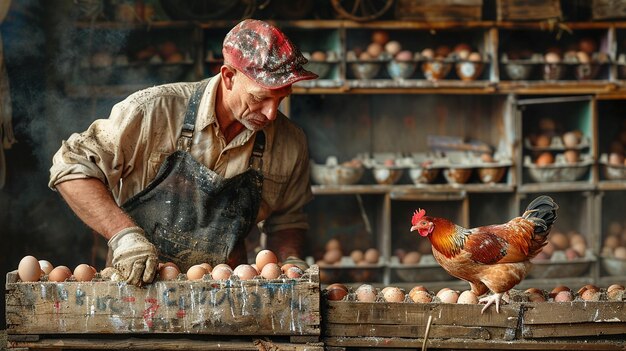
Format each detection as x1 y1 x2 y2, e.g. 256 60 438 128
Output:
49 76 312 233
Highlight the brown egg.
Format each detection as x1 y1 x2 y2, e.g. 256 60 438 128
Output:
607 284 625 301
187 264 208 280
525 288 546 302
614 246 626 259
545 52 561 63
363 248 380 264
562 131 581 148
604 235 621 250
421 48 434 59
609 152 625 166
565 248 581 260
437 289 459 303
457 290 479 304
285 266 304 279
409 287 432 303
350 250 364 264
435 45 451 58
554 290 574 302
260 263 281 279
38 260 54 275
255 250 278 271
401 251 421 264
355 284 378 302
382 286 405 303
310 50 327 61
468 52 482 62
608 221 623 236
18 255 41 282
535 134 552 148
199 263 213 273
481 153 495 163
326 283 349 301
385 40 402 56
324 249 343 264
366 42 383 58
371 30 389 45
48 266 72 282
578 285 600 301
395 50 413 61
571 242 587 257
578 37 597 54
325 238 342 251
549 285 571 299
542 241 555 256
158 265 180 281
550 232 570 250
210 265 232 280
233 264 258 280
536 152 555 166
73 263 96 282
563 150 579 164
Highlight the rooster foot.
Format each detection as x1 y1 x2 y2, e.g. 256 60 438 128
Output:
479 292 509 314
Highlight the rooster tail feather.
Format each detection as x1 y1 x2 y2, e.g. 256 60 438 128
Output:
522 195 558 236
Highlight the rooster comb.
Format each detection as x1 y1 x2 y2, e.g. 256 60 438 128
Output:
411 208 426 225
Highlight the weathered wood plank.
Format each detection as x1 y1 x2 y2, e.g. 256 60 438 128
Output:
5 267 320 336
592 0 626 20
8 337 325 350
324 336 626 350
522 302 626 324
522 322 626 338
324 301 519 328
325 322 510 340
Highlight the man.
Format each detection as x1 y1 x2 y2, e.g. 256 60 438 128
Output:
49 19 317 286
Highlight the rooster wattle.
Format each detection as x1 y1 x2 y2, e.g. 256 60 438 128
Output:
410 195 558 313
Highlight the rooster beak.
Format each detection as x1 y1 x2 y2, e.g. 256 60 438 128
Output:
410 225 417 232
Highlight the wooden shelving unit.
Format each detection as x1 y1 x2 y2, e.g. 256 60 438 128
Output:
61 18 626 290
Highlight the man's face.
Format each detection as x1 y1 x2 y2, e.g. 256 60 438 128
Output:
231 71 292 132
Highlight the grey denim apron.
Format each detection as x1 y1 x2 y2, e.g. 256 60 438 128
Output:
121 80 264 271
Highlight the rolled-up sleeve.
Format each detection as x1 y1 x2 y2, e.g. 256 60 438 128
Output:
49 97 147 193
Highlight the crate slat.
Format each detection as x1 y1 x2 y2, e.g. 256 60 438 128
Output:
6 267 320 336
324 301 519 328
522 322 626 338
325 323 509 340
522 302 626 325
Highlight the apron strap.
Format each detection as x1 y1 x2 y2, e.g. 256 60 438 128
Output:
176 79 210 152
249 131 265 171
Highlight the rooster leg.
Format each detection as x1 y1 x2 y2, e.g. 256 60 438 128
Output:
479 292 507 314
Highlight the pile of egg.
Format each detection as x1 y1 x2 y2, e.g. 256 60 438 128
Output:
324 283 625 303
15 249 306 283
602 220 626 260
531 228 588 262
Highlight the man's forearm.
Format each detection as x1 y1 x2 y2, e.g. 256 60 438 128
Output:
55 178 136 239
266 228 306 262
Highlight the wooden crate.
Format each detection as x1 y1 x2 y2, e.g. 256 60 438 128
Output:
496 0 562 21
592 0 626 20
5 266 320 338
324 300 519 341
521 301 626 339
395 0 483 22
323 296 626 350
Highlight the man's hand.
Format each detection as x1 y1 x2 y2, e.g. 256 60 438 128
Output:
108 227 158 286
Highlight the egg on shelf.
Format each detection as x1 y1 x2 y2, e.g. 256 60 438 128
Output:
408 286 432 303
535 152 555 166
457 290 478 304
371 30 389 46
384 40 402 56
326 283 349 301
350 249 364 264
38 260 54 275
158 265 180 281
363 248 380 264
401 251 421 264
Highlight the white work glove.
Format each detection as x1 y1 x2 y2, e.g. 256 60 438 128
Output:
108 226 158 286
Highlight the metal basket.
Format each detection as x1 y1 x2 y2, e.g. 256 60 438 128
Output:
310 160 364 186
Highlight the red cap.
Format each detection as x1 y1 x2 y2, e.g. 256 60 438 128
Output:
222 19 318 89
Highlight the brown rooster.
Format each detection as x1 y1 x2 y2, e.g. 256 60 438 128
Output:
410 195 558 313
